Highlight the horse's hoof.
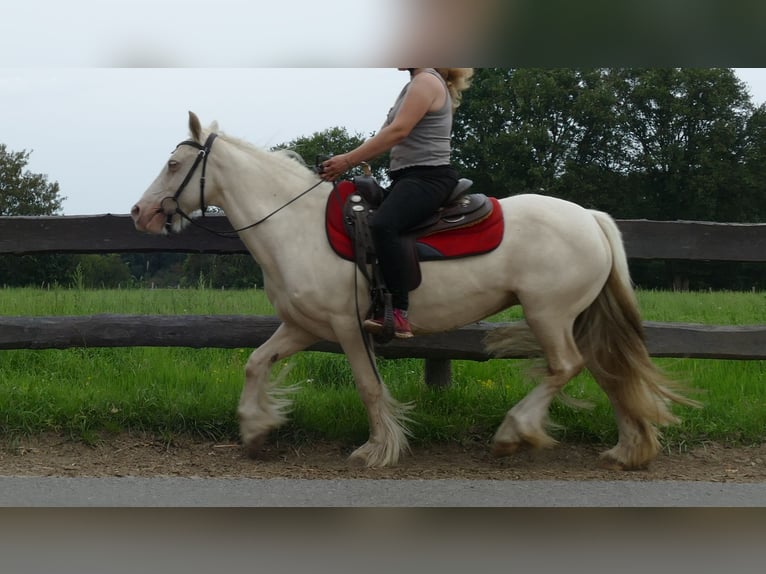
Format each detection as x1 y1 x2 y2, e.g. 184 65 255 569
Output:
347 453 368 468
598 455 649 471
598 456 626 471
243 434 268 459
599 449 651 471
348 442 399 468
492 440 521 458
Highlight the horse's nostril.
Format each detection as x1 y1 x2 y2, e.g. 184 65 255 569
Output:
130 205 140 218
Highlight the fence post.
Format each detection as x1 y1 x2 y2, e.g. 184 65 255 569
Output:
424 358 452 388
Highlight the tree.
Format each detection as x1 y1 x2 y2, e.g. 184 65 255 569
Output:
181 254 263 289
454 68 763 218
452 68 622 203
611 68 754 221
452 68 766 290
0 144 75 286
0 144 64 215
75 255 135 288
272 127 389 182
120 253 187 287
734 102 766 223
452 68 528 197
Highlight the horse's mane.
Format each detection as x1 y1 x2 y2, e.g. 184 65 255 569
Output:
274 149 309 167
204 126 314 178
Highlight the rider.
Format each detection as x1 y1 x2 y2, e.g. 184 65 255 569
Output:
320 67 474 339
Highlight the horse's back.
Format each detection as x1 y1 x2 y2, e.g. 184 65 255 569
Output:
497 193 613 296
500 193 596 223
499 193 610 246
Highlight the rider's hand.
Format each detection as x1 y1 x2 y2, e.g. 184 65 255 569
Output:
320 154 354 181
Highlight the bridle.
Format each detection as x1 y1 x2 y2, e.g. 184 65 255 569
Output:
161 133 218 233
160 132 323 238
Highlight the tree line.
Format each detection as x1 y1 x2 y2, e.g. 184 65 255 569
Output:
2 68 765 290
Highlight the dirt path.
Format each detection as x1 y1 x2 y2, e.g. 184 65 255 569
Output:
2 433 765 482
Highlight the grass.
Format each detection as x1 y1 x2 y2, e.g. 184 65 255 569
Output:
0 287 764 451
0 286 276 316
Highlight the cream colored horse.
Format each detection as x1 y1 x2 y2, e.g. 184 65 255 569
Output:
131 112 698 470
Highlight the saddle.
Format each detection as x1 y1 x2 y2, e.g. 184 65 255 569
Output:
332 175 503 342
351 176 487 236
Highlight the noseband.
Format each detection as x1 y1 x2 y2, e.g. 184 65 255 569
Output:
161 132 218 232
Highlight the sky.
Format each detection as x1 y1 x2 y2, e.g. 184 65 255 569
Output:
1 2 765 215
1 68 408 215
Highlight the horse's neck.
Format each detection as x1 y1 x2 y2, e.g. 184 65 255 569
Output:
214 142 330 269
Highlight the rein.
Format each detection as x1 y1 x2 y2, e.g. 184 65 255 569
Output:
161 133 324 238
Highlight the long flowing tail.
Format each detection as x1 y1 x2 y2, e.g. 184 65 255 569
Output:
576 211 701 467
582 210 700 416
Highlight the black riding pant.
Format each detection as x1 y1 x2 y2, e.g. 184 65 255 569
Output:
369 165 459 310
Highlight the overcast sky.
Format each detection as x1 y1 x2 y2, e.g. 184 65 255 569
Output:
2 68 765 216
1 68 407 215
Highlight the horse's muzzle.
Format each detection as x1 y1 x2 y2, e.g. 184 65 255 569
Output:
131 203 168 234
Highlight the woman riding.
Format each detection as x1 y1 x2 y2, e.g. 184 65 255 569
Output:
320 67 474 338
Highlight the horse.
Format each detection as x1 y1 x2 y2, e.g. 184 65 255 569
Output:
131 111 699 470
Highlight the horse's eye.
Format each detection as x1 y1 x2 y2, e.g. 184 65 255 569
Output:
168 160 180 172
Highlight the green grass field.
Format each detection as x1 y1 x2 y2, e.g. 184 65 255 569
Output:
0 287 764 450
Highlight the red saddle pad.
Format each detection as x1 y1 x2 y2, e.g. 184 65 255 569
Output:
325 180 504 262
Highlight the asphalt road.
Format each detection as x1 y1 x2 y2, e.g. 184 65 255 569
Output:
2 477 766 506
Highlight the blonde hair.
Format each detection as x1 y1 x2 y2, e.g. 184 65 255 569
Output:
434 68 474 111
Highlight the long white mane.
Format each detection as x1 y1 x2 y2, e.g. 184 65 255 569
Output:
203 125 314 179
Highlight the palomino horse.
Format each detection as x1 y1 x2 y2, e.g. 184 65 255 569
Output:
131 112 698 470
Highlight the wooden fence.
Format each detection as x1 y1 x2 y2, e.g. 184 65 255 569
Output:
1 214 765 386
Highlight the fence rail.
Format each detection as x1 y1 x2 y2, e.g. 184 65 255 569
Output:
2 214 766 261
1 214 765 387
1 314 764 360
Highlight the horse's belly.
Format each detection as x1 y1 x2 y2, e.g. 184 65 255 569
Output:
410 260 518 332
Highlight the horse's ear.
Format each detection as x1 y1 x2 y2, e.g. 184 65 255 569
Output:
210 120 219 132
188 111 202 142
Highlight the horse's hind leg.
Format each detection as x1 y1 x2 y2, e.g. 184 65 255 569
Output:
593 379 661 470
590 363 681 470
492 313 585 456
238 322 319 457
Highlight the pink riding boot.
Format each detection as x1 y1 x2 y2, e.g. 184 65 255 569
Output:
363 308 414 339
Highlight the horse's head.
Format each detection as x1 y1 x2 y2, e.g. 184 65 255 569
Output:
131 111 219 234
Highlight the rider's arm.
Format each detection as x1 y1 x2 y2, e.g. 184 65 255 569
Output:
320 72 445 180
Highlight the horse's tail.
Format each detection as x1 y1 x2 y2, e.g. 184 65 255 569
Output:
484 210 703 413
580 211 701 417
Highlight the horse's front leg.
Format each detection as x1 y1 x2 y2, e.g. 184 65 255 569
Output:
238 322 318 458
337 329 413 468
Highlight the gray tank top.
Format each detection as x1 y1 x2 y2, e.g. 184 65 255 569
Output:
384 69 452 172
